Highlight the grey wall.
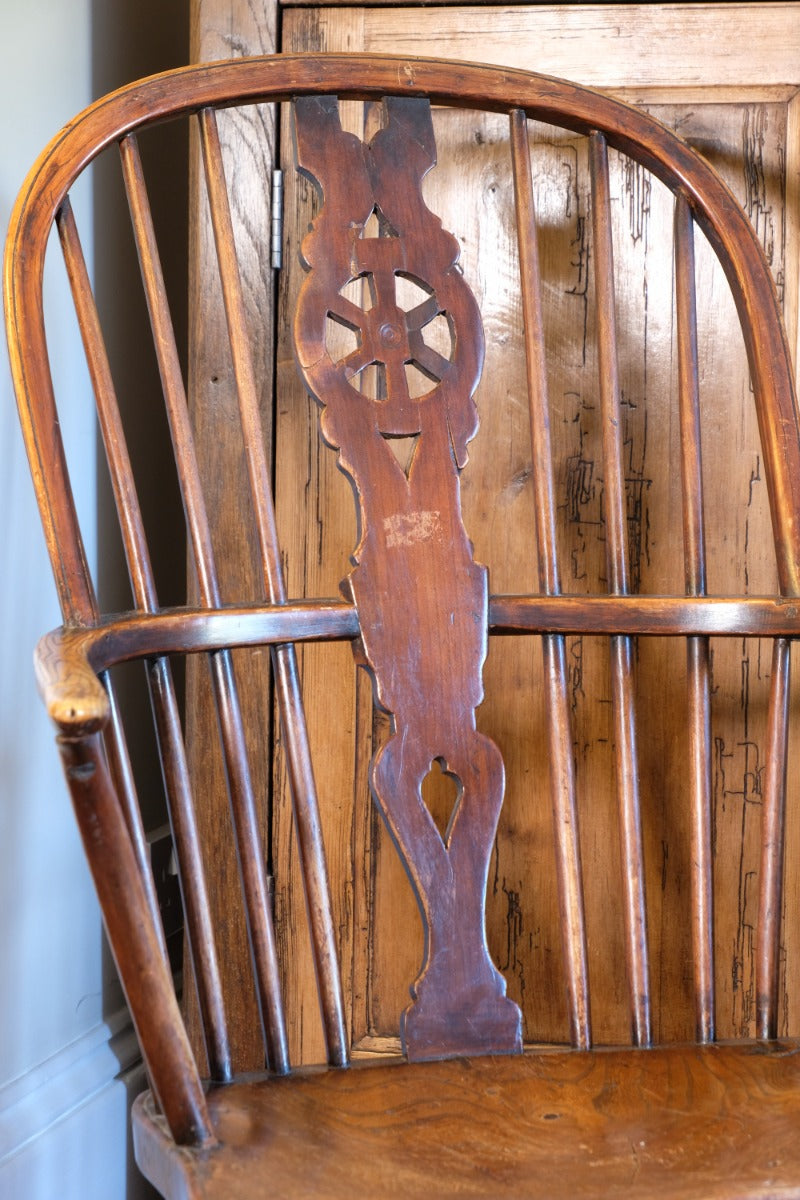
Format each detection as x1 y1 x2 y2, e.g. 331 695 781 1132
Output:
0 3 186 1195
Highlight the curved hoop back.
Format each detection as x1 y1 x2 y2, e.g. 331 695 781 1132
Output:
5 55 799 1144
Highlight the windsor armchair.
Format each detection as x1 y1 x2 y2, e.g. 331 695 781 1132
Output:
6 54 800 1198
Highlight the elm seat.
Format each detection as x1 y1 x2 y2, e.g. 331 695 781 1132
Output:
5 53 800 1198
134 1044 800 1199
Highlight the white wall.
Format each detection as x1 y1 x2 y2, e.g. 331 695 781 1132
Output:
0 3 180 1196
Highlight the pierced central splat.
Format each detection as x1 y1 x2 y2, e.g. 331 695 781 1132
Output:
293 94 522 1061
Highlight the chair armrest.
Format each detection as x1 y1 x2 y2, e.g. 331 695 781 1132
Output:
34 626 111 736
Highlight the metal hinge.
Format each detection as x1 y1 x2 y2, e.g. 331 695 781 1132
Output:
271 168 284 270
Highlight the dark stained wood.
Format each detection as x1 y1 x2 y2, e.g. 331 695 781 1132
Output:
6 52 800 1199
60 732 214 1147
278 18 800 1053
31 596 800 733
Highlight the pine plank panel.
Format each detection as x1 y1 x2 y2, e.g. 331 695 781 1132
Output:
361 3 800 90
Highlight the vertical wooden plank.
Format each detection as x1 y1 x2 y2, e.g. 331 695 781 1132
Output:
589 131 651 1047
670 101 788 1040
190 2 800 1058
188 0 279 1071
273 8 373 1065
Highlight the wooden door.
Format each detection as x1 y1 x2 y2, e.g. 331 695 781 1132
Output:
190 1 800 1067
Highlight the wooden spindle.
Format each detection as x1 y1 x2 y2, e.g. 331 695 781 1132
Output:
674 195 715 1043
589 132 651 1047
55 202 166 939
119 132 289 1074
197 106 348 1067
510 108 590 1049
757 636 791 1039
56 196 233 1081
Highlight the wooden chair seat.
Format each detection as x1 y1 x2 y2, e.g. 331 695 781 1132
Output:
133 1043 800 1198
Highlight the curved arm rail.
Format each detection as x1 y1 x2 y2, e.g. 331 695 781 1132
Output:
35 594 800 735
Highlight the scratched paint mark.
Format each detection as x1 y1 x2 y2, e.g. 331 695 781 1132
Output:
383 509 441 548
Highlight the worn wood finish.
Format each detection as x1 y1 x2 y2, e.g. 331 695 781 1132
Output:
133 1041 800 1199
6 51 800 1197
589 130 651 1048
757 637 792 1039
30 594 800 732
60 731 214 1147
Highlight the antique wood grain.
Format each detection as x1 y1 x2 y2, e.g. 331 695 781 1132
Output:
62 730 214 1147
134 1041 800 1199
31 594 800 734
589 130 650 1048
122 126 289 1074
757 637 791 1039
197 102 348 1068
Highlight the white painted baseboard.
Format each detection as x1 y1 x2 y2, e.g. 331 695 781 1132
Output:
0 1006 156 1198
